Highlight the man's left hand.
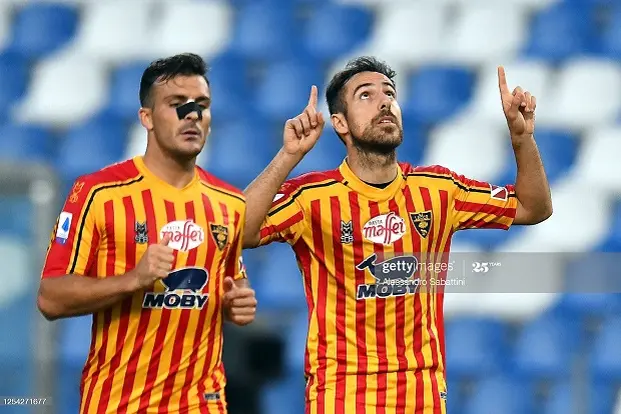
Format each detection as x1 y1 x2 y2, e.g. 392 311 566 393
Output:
222 277 257 326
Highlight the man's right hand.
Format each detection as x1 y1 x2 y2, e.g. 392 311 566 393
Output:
283 85 325 159
132 233 174 290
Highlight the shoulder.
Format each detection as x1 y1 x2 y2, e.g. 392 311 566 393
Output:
196 167 246 204
279 169 342 196
401 163 487 190
67 159 142 206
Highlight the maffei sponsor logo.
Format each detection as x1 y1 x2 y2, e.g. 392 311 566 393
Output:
160 220 205 251
363 212 406 245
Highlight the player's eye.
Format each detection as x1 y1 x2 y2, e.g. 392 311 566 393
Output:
386 91 395 98
360 92 370 99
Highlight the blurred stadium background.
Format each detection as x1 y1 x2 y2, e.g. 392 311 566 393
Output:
1 0 621 413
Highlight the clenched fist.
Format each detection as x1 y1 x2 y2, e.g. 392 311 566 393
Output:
222 276 256 326
132 233 174 290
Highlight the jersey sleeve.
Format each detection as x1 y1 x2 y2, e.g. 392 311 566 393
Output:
224 202 248 281
258 181 306 246
450 170 518 231
41 177 102 278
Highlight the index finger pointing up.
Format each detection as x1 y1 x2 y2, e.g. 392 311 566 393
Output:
308 85 318 109
497 66 510 96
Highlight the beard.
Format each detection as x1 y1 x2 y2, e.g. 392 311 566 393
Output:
351 115 403 156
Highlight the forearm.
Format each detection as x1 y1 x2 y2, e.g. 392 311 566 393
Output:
37 271 140 320
243 148 302 248
512 134 553 224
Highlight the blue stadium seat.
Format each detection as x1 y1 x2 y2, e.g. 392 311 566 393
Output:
451 227 525 252
397 115 427 166
284 311 309 374
207 52 252 123
57 315 92 414
523 3 599 62
601 9 621 59
7 3 78 60
0 52 28 118
253 243 306 313
512 313 581 380
303 4 373 63
56 113 127 182
445 317 508 379
260 375 306 414
0 197 33 239
106 61 150 122
229 2 300 61
254 60 323 123
0 122 54 163
590 316 621 381
403 67 474 125
594 200 621 251
463 376 535 414
291 128 345 176
206 117 277 189
543 381 616 414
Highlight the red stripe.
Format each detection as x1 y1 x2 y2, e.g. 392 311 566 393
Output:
402 186 425 412
329 196 346 414
368 201 387 414
291 242 314 382
158 201 197 411
83 226 101 277
348 192 367 414
259 211 304 241
459 218 508 230
138 201 177 410
179 195 217 410
454 200 516 216
388 198 408 413
419 188 441 412
97 197 136 413
118 189 157 413
309 199 327 414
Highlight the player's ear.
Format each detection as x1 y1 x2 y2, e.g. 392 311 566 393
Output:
331 113 348 137
139 107 154 131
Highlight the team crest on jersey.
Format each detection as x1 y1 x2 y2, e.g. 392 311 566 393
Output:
68 181 84 203
355 253 422 300
410 211 432 238
210 224 229 250
160 220 205 251
134 221 149 244
363 212 406 245
143 267 209 309
340 220 353 244
490 184 508 201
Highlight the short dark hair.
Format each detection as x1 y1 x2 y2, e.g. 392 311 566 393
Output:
326 56 397 115
139 53 209 107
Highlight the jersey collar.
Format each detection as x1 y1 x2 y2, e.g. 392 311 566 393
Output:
338 158 406 201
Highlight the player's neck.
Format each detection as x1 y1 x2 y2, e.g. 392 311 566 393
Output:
142 147 197 189
346 150 398 185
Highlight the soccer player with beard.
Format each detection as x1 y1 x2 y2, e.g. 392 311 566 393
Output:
242 56 552 414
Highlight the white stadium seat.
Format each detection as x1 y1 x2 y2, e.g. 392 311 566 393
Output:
147 0 232 59
13 54 107 127
438 5 529 67
423 119 508 183
0 237 29 306
61 0 155 64
536 59 621 131
572 127 621 196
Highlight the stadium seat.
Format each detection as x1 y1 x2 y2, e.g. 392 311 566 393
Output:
439 5 528 67
105 61 149 122
463 376 536 414
254 60 323 123
252 243 307 313
395 115 427 166
0 122 54 163
260 376 306 414
284 311 309 374
360 2 450 66
512 313 581 380
423 119 507 183
58 315 92 366
7 2 78 60
457 60 553 129
148 0 233 58
403 66 474 125
594 200 621 252
64 0 154 64
445 317 509 379
229 2 300 61
207 51 253 124
13 54 108 127
601 9 621 60
0 3 12 51
590 317 621 382
56 113 128 182
291 128 346 176
303 3 372 63
572 127 621 196
0 52 28 118
536 59 621 131
523 3 599 63
543 381 616 414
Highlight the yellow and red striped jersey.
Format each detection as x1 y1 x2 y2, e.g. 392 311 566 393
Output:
259 159 517 414
42 156 246 414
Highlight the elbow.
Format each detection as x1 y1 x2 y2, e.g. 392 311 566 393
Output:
37 291 62 321
242 232 261 249
530 202 553 225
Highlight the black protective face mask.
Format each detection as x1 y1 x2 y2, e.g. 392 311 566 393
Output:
176 101 203 120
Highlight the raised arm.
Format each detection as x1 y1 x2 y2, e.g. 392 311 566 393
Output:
497 66 552 225
243 85 324 248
